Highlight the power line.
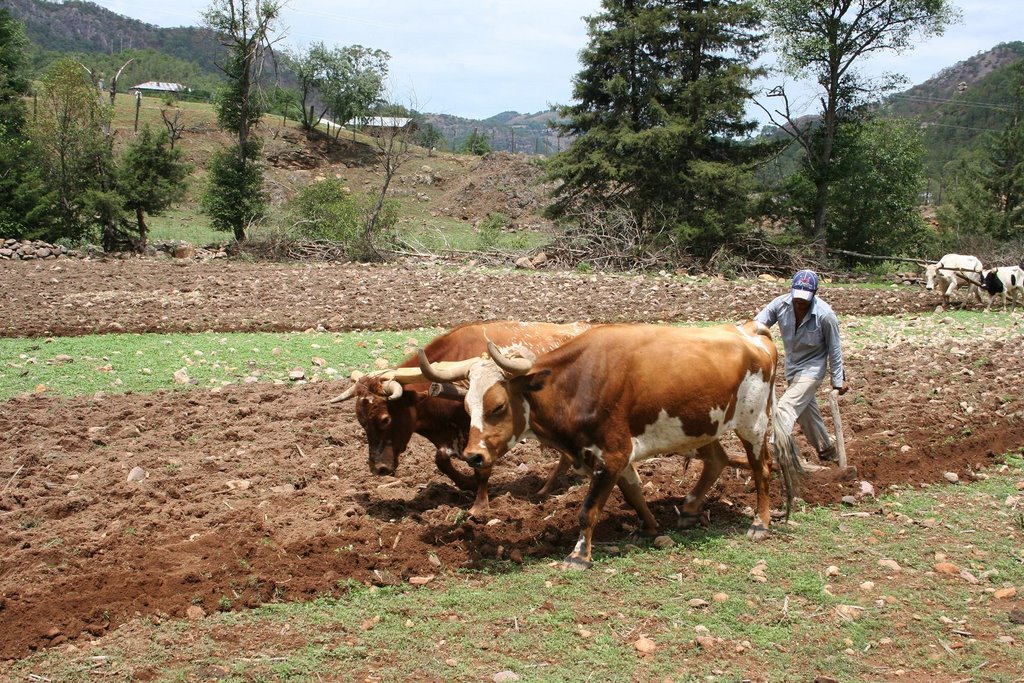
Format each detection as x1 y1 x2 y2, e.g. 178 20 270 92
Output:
888 93 1019 113
916 121 1004 133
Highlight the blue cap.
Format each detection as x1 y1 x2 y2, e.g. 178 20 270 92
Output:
792 269 818 300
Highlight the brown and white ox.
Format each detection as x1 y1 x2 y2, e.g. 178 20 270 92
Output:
924 253 984 307
330 321 590 516
420 321 801 568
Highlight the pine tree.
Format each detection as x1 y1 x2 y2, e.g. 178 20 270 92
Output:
981 62 1024 239
0 9 41 238
201 142 267 239
459 128 491 156
545 0 771 251
202 0 283 241
936 62 1024 241
118 125 191 248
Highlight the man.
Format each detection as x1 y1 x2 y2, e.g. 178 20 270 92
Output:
755 269 848 463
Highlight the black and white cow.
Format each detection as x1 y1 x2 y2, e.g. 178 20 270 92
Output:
980 265 1024 311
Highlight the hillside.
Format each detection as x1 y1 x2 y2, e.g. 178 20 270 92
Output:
882 41 1024 177
2 0 224 75
2 0 564 155
754 42 1024 188
85 91 556 243
417 110 564 156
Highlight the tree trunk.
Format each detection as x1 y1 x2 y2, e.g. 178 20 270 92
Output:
364 173 394 257
812 178 829 257
136 207 148 251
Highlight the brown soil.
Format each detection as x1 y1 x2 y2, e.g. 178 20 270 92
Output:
1 259 937 338
1 259 1023 659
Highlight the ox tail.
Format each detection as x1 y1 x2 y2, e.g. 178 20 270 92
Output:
770 400 803 520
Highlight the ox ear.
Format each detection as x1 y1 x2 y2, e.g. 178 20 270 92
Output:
522 369 552 393
403 386 435 405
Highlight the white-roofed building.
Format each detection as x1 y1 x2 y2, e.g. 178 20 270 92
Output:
129 82 189 95
346 116 418 137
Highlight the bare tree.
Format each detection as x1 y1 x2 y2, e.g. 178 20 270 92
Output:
203 0 286 157
78 62 100 92
363 96 419 258
160 106 186 148
108 57 135 108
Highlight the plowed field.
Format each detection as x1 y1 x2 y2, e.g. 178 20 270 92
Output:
2 258 1022 659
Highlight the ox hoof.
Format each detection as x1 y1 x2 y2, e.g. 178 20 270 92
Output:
677 512 702 530
746 523 770 541
467 506 488 520
560 555 592 571
535 484 555 498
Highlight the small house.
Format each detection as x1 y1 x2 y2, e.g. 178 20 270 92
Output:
129 82 189 96
347 116 418 137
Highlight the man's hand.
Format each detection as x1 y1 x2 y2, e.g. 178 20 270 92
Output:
834 381 849 396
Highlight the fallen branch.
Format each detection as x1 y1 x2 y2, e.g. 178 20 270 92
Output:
828 248 931 266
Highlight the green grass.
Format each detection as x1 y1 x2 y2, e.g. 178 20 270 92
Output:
3 309 1018 402
7 454 1021 681
146 205 225 247
0 328 443 401
399 217 552 253
842 308 1023 349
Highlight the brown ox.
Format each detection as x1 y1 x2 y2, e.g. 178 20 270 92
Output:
421 321 801 568
330 320 590 516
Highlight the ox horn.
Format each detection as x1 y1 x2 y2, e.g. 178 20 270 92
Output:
416 348 479 382
388 366 430 385
329 382 359 403
487 341 533 376
381 379 404 401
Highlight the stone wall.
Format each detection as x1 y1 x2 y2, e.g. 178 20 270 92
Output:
0 239 229 262
0 239 76 260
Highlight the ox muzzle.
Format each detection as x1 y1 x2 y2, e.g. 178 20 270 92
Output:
369 444 398 476
460 441 493 470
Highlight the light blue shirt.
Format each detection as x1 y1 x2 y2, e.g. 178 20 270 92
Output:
755 293 845 387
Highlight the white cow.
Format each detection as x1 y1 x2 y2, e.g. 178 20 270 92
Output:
924 253 984 307
980 265 1024 311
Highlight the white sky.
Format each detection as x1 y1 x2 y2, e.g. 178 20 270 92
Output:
85 0 1021 121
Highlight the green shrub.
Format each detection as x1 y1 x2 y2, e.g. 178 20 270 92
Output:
200 142 266 240
284 178 401 260
477 212 510 250
288 178 361 242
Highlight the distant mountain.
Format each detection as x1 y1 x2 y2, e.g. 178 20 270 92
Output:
881 41 1024 177
4 0 566 153
422 110 565 156
755 42 1024 185
2 0 224 74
